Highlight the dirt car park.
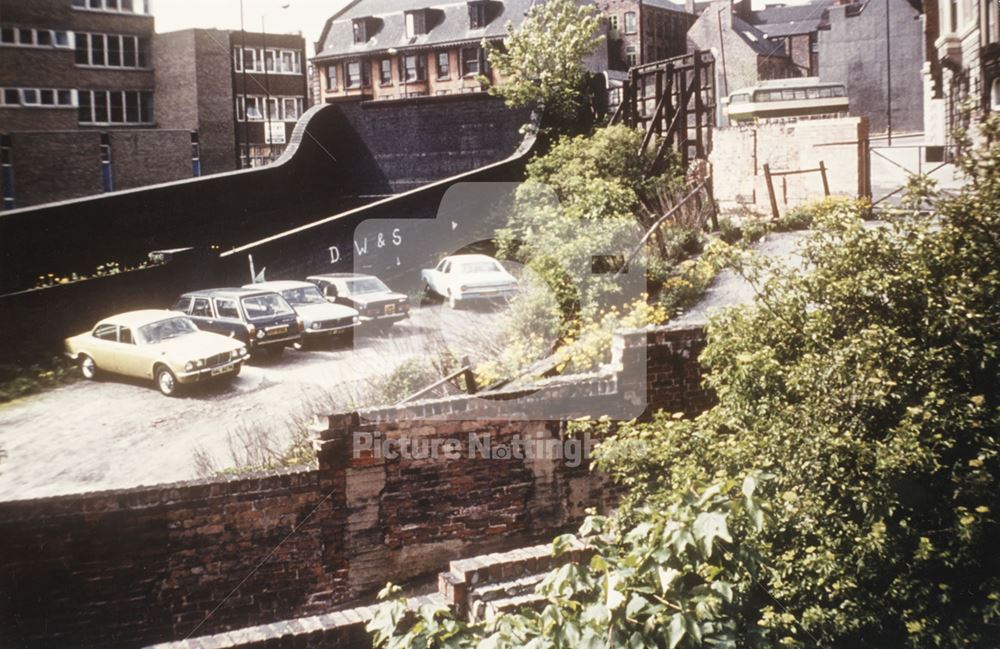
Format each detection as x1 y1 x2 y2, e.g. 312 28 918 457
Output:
0 302 507 501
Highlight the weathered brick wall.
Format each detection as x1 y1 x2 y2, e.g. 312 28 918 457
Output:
0 469 343 649
109 129 194 190
709 116 870 213
0 324 712 648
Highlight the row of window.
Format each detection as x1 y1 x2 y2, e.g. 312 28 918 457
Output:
325 48 489 91
233 47 303 75
607 12 637 35
374 87 483 100
1 87 76 108
78 90 154 124
76 33 149 68
71 0 151 15
0 26 72 48
236 95 304 122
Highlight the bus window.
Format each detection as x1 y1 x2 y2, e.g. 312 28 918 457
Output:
794 89 807 99
807 88 819 99
730 93 750 104
819 88 833 98
832 86 846 97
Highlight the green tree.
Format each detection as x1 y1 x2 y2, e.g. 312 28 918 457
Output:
484 0 603 126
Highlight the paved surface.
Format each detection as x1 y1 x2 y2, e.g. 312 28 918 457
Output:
0 303 505 501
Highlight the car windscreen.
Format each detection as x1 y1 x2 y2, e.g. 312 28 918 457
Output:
345 277 390 295
139 317 199 344
242 293 294 320
457 261 501 274
280 286 327 305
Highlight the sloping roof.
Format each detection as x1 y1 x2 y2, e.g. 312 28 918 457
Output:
732 14 786 56
314 0 540 61
641 0 699 15
749 0 833 37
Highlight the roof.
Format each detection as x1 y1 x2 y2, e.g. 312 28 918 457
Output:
314 0 542 61
640 0 699 15
732 14 786 56
244 280 317 291
97 310 180 328
749 0 833 37
445 253 500 262
307 272 382 281
180 287 277 298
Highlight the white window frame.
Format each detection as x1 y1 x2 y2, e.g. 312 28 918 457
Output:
0 27 72 49
78 89 152 125
71 0 151 15
75 32 144 68
0 87 77 108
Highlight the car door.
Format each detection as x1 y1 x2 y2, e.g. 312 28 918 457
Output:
213 297 246 341
113 326 150 378
437 260 453 295
188 296 222 335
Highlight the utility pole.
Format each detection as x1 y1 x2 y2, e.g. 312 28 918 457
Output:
262 15 272 162
239 0 250 168
885 0 892 145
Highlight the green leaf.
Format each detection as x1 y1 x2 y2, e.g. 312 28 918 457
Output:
666 613 687 649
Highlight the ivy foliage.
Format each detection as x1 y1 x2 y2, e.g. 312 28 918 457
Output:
483 0 603 127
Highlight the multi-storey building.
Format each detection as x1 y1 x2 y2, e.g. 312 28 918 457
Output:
0 0 200 208
155 28 308 171
924 0 1000 149
598 0 699 70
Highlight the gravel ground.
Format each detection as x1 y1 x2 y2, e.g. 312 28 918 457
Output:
0 303 506 501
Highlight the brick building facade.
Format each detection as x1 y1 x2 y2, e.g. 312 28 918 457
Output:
598 0 699 70
0 0 198 208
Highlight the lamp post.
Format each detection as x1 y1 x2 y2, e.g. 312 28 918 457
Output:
239 0 250 168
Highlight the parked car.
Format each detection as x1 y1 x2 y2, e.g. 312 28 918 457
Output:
172 288 303 356
421 254 518 309
64 310 248 396
307 273 409 328
243 280 359 345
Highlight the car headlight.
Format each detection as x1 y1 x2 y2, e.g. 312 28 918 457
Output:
311 322 321 330
256 329 266 339
353 316 360 324
240 347 248 356
184 361 195 371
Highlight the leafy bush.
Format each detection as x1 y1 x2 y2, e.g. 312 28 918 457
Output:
0 357 78 403
775 196 871 232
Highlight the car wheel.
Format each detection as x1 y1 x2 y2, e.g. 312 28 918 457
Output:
155 365 179 397
79 354 98 380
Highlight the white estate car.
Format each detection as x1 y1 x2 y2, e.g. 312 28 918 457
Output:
243 280 359 345
421 254 518 309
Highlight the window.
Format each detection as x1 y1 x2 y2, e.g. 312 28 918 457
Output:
120 328 134 344
190 131 201 177
405 10 427 37
608 15 619 32
326 64 338 91
282 97 302 121
468 2 488 29
437 51 450 79
93 323 117 340
76 32 147 68
215 298 240 320
401 54 426 82
461 47 483 76
78 90 152 124
172 297 191 313
0 27 13 44
191 298 212 318
72 0 150 14
0 87 76 108
625 45 637 67
380 59 392 84
345 60 370 88
353 19 368 43
624 12 637 34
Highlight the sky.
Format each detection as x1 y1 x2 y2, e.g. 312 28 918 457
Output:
153 0 350 54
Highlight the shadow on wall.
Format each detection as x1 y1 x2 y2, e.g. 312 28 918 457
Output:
0 97 537 361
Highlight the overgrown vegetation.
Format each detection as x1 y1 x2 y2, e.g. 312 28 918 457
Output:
0 357 78 404
370 118 1000 648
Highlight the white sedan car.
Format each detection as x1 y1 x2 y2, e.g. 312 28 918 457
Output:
421 254 518 309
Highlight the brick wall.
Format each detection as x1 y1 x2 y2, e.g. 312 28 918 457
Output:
109 129 193 190
0 323 712 648
709 116 870 213
8 131 102 205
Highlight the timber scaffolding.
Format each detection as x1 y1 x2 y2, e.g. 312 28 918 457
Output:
610 50 717 170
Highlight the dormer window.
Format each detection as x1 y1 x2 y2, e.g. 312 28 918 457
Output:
405 10 428 38
353 18 370 43
468 1 489 29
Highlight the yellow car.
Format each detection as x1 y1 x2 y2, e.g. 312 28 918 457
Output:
64 309 249 396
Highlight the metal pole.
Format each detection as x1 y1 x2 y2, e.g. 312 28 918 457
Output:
262 15 272 162
240 0 250 168
885 0 892 145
